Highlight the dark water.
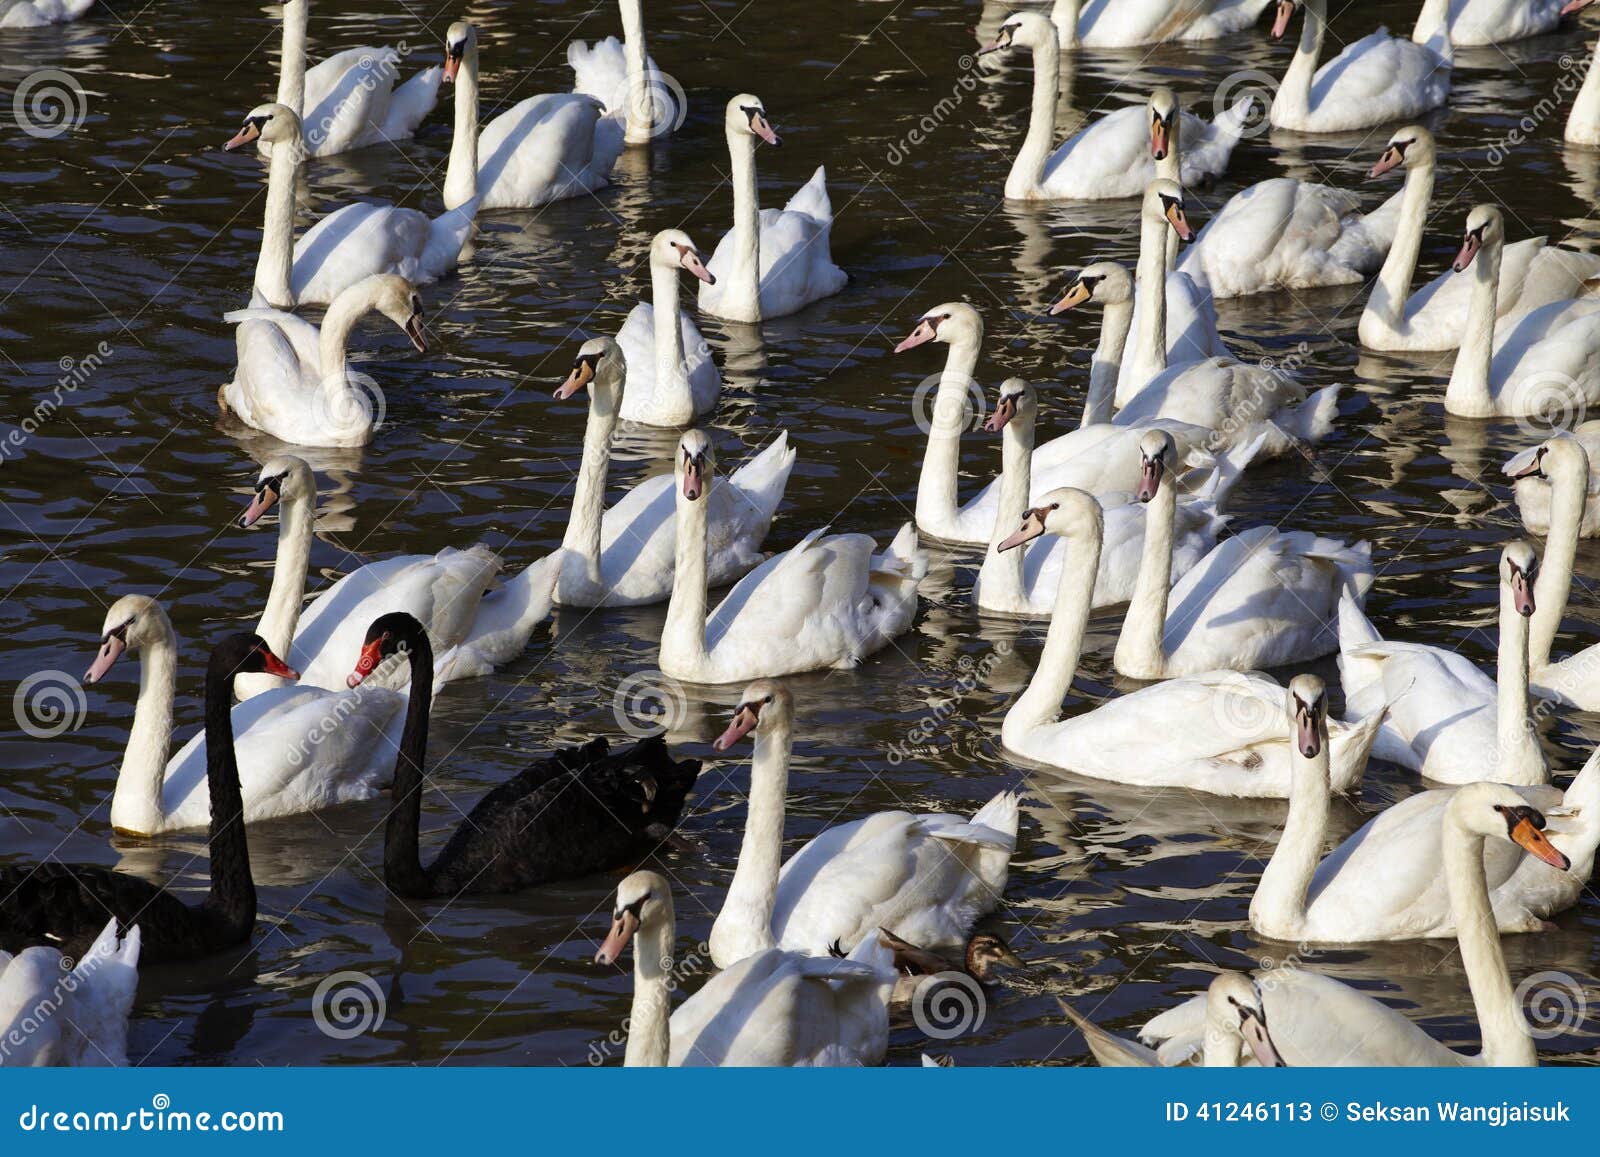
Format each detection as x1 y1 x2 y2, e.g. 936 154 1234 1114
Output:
1 0 1598 1066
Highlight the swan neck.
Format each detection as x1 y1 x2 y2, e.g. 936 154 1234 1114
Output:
1007 522 1100 738
1367 158 1436 329
725 131 762 321
201 655 255 935
1275 2 1323 120
1567 39 1600 141
710 718 791 966
1116 481 1176 678
620 0 652 145
624 898 675 1067
110 620 178 835
1531 467 1584 670
384 634 435 896
1129 216 1170 389
257 140 300 309
255 481 313 664
662 485 710 669
980 410 1036 603
1497 588 1533 762
443 41 481 211
650 259 693 422
916 337 981 535
560 387 617 582
1443 821 1534 1065
1446 234 1502 415
1006 36 1060 198
1249 736 1331 937
1086 300 1132 425
277 0 308 115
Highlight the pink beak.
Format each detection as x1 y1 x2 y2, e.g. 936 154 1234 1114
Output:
750 113 780 147
239 486 278 528
1136 457 1162 502
1295 706 1321 759
223 125 260 152
1453 233 1483 273
713 704 760 752
594 910 640 966
1562 0 1592 14
1270 0 1294 38
682 461 704 501
1513 571 1537 617
1368 149 1403 179
444 54 461 83
894 320 938 353
983 396 1018 433
84 635 126 684
997 510 1045 552
680 249 716 285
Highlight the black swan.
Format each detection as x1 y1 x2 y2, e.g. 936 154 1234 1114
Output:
349 612 702 898
0 633 291 965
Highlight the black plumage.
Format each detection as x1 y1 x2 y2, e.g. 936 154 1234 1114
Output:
351 612 702 899
0 633 277 965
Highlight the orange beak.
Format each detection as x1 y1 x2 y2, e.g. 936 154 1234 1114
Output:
594 909 640 965
1510 815 1570 871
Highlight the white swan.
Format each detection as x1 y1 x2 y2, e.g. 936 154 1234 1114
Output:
979 15 1252 200
83 594 406 836
706 680 1017 968
1148 782 1570 1063
595 870 894 1067
1446 204 1600 418
236 456 562 696
1506 435 1600 708
1114 429 1373 678
220 274 426 448
0 0 94 28
697 95 847 322
612 230 721 425
568 0 678 146
226 103 475 308
1337 542 1548 787
1506 423 1600 536
1360 126 1600 351
1413 0 1567 47
997 497 1382 797
262 0 440 159
1248 683 1579 943
1062 972 1283 1067
1567 3 1600 145
972 379 1232 616
0 920 139 1067
659 430 924 683
1267 0 1451 133
1050 0 1277 45
441 22 624 213
550 338 792 606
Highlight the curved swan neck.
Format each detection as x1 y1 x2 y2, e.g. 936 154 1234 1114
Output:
315 286 375 415
276 0 308 115
1274 0 1324 123
384 632 435 896
560 384 619 583
110 614 179 835
257 136 301 309
1005 33 1061 199
1443 819 1534 1065
1446 234 1503 417
1085 300 1132 426
723 129 763 322
1005 519 1100 740
201 652 256 935
650 257 693 422
1201 1007 1245 1067
917 336 982 535
1052 0 1079 46
256 480 314 664
1249 731 1331 938
1115 476 1176 678
661 484 710 669
1567 38 1600 143
709 714 792 967
625 897 675 1067
1531 465 1585 670
1365 155 1437 331
980 407 1036 603
444 37 481 211
620 0 652 146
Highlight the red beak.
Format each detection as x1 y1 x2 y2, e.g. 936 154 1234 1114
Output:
347 637 384 688
260 646 299 681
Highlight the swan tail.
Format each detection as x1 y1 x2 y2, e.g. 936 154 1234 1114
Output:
870 523 928 595
1276 384 1341 445
567 36 628 105
1057 999 1160 1067
968 789 1021 840
426 199 480 276
1187 428 1269 509
381 65 444 141
783 166 833 223
66 920 140 1067
1544 747 1600 861
728 431 798 523
1213 93 1258 143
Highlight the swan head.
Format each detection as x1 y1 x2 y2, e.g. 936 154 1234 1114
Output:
997 486 1100 552
212 633 299 683
1134 428 1177 503
1505 432 1588 485
224 102 300 152
984 377 1034 433
1050 261 1133 314
1503 540 1539 618
85 594 169 684
1148 87 1179 162
676 428 713 502
1452 205 1501 273
351 274 427 354
965 933 1025 981
651 228 714 285
1206 973 1283 1068
554 337 624 410
1269 0 1300 39
978 11 1051 55
1369 125 1433 179
894 302 981 353
443 21 476 83
347 611 424 688
726 95 780 147
1286 673 1328 760
239 456 314 528
713 678 791 751
1143 179 1195 243
596 870 672 965
1447 783 1570 871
